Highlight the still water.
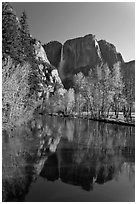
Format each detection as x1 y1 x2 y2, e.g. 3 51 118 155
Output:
2 115 135 202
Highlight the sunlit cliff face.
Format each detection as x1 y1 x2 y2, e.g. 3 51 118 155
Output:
33 40 65 100
34 40 50 63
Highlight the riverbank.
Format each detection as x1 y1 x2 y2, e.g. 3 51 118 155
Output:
43 112 135 127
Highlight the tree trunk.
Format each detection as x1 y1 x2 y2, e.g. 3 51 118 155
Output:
107 107 110 118
129 106 132 121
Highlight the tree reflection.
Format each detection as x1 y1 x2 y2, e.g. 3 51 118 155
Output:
2 116 135 201
40 117 135 192
2 115 63 201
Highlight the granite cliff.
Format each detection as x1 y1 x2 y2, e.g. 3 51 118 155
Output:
43 34 134 90
2 39 64 127
43 41 62 68
2 2 135 125
2 2 64 127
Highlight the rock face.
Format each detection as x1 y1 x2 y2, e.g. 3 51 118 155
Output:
117 52 124 63
98 40 123 68
121 60 135 87
44 35 103 88
2 37 64 127
33 40 64 100
59 34 102 88
62 34 102 74
44 34 127 89
34 40 50 63
43 41 62 68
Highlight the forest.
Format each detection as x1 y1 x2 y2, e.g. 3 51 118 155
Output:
2 2 135 129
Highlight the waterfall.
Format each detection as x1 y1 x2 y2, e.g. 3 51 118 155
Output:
95 39 102 60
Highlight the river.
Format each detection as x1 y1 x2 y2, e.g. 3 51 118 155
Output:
2 115 135 202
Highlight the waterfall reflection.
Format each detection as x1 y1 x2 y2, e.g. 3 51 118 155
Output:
40 117 135 191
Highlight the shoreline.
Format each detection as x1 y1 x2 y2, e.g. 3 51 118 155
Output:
44 112 135 127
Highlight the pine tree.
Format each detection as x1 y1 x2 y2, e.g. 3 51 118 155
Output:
20 11 34 62
2 2 22 62
19 11 39 96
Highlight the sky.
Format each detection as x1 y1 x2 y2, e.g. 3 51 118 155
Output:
10 2 135 62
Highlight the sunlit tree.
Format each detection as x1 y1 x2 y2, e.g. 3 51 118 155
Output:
112 62 124 118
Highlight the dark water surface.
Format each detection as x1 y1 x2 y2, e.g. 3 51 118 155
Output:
2 115 135 202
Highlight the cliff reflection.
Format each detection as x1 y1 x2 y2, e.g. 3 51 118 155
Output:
2 116 135 201
2 115 63 201
40 117 135 191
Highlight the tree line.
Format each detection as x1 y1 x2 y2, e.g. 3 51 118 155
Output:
2 3 134 123
2 3 41 127
2 3 41 95
2 3 34 62
43 62 134 121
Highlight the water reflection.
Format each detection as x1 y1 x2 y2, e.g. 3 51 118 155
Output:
40 118 135 192
2 116 135 202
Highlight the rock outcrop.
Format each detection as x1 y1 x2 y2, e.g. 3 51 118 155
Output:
2 2 135 117
34 40 50 63
33 40 64 100
58 34 102 88
2 1 65 128
43 41 62 68
98 40 124 68
43 34 128 89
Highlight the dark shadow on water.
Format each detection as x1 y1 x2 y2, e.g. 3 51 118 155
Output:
40 153 59 181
